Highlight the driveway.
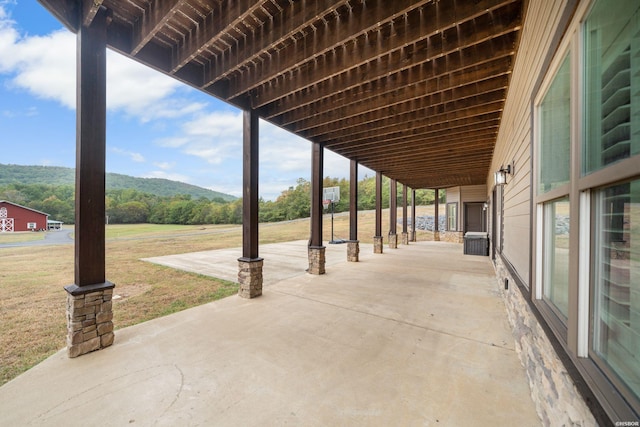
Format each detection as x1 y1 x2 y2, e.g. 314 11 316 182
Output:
0 228 74 248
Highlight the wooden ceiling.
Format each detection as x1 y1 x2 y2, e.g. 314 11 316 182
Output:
39 0 524 189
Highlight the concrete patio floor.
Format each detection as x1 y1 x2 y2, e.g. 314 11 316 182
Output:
0 241 541 426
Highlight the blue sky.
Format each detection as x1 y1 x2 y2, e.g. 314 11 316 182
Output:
0 1 369 200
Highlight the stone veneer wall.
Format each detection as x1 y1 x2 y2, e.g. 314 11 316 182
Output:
441 231 464 243
238 258 263 298
66 288 114 358
388 233 398 249
308 246 326 275
494 257 597 426
373 236 383 254
347 241 359 262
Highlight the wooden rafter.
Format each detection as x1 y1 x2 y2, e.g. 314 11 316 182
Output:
37 0 525 189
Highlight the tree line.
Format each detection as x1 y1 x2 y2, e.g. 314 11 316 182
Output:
0 177 441 225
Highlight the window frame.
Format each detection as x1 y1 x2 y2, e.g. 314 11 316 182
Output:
533 22 579 335
446 202 458 231
532 0 640 418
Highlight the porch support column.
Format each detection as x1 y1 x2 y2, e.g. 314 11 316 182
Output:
410 189 417 242
434 188 440 241
238 109 263 298
373 172 383 254
401 184 409 245
308 143 325 274
64 6 115 358
347 159 359 262
388 179 398 249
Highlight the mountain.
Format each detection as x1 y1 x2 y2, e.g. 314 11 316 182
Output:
0 164 236 201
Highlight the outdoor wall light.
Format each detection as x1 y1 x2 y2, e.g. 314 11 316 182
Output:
494 164 512 186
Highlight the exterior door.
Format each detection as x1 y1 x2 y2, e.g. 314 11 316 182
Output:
464 202 485 232
0 218 14 232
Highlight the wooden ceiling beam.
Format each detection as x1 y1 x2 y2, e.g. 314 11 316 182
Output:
38 0 80 31
223 0 433 98
334 133 498 161
82 0 103 27
322 120 501 152
269 53 511 125
302 85 507 142
312 112 502 149
131 0 184 56
245 4 520 108
301 88 504 145
170 0 267 74
270 43 512 130
204 0 350 87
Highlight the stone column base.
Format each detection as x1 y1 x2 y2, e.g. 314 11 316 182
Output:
401 232 409 245
308 246 326 275
238 257 263 298
347 240 359 262
373 236 384 254
433 231 440 241
409 231 416 242
65 281 115 358
388 233 398 249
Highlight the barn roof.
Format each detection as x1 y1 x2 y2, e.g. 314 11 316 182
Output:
37 0 524 189
0 200 50 217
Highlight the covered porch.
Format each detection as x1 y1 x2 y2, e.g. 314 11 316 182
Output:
0 240 539 425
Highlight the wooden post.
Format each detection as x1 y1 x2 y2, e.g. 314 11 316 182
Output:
241 110 259 261
389 179 398 248
308 143 325 274
374 171 383 253
434 188 440 241
348 159 359 261
238 109 262 298
411 189 417 241
401 184 409 244
64 6 115 358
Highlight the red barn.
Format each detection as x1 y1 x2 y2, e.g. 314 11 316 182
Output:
0 201 49 232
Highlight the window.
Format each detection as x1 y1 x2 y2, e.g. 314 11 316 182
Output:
534 0 640 415
447 203 457 231
583 0 640 174
591 175 640 403
536 44 572 325
539 53 571 194
542 198 570 318
27 222 36 230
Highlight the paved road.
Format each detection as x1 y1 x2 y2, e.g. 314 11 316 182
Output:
0 229 74 248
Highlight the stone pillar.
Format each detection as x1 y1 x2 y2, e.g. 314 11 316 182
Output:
402 232 409 245
434 231 441 241
308 246 326 274
388 232 398 249
347 240 359 262
65 282 115 358
374 236 384 254
238 257 263 298
409 230 415 242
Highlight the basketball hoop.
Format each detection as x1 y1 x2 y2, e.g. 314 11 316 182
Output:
323 199 331 209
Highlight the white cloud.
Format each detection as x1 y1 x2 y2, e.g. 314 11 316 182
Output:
156 110 244 165
0 26 76 107
153 161 175 170
110 147 145 163
0 6 205 121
